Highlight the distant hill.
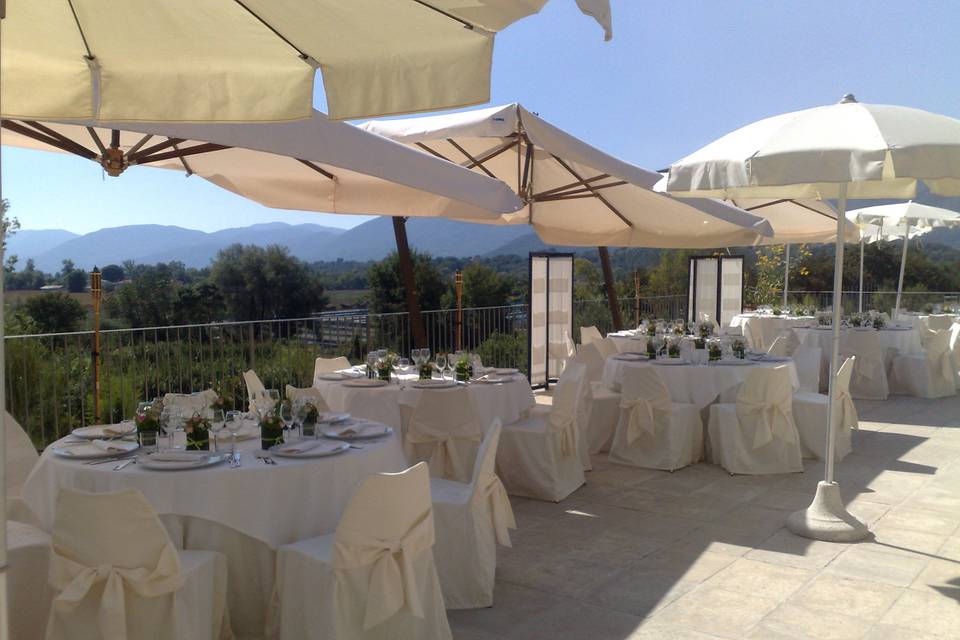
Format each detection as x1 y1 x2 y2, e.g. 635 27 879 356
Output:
6 229 80 267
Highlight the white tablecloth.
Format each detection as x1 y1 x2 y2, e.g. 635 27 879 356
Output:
794 326 922 377
729 314 815 351
315 370 534 432
601 357 800 408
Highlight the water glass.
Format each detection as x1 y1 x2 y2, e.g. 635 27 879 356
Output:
209 409 225 452
224 410 243 454
436 353 448 379
159 406 182 451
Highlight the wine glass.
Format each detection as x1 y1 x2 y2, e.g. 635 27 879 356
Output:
209 409 225 452
422 348 431 364
436 353 447 380
280 400 296 442
159 406 181 451
224 410 243 455
411 348 421 366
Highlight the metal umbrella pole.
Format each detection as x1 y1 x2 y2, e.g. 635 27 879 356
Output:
782 243 791 308
894 223 910 321
858 237 865 313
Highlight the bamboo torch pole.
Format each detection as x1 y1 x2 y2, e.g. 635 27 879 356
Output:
90 267 102 422
634 270 641 328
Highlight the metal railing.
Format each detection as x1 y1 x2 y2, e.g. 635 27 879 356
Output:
747 289 960 314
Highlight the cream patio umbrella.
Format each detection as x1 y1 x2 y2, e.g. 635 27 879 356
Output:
0 0 611 123
845 203 960 318
359 103 774 329
664 94 960 542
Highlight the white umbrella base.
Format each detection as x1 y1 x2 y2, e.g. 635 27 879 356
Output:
786 481 869 542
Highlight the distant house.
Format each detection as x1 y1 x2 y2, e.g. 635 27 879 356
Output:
39 284 64 291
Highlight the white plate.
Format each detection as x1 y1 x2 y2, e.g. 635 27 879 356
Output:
319 373 351 381
342 378 390 388
710 360 754 366
141 452 230 471
71 423 137 440
317 412 351 424
270 441 350 458
475 377 514 384
323 424 393 441
51 443 140 460
652 360 688 366
408 379 457 389
494 368 520 375
613 354 648 361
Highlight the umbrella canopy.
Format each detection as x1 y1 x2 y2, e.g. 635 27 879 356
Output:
0 111 524 219
663 95 960 543
730 198 859 245
360 103 774 248
0 0 611 123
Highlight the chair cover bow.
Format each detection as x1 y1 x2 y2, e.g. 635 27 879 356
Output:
834 386 859 432
407 429 480 482
620 397 657 445
842 344 883 382
49 543 183 639
736 395 797 450
551 414 578 458
334 511 435 630
926 333 956 384
475 474 516 546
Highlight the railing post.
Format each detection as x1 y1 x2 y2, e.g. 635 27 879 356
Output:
248 322 256 370
455 270 463 351
90 267 102 422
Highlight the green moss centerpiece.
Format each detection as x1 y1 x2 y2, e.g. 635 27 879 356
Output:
418 363 434 380
732 338 746 359
260 400 284 450
376 352 399 381
184 413 211 451
455 353 473 382
708 341 723 362
300 402 320 438
136 400 162 449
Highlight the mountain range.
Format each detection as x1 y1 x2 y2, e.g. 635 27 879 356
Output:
8 219 544 273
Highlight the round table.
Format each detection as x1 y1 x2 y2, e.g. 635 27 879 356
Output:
794 326 922 382
22 426 407 639
601 357 800 408
729 313 815 351
315 370 535 432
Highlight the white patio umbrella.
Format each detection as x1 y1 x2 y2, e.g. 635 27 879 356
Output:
845 203 960 318
0 0 611 122
846 214 923 313
664 94 960 542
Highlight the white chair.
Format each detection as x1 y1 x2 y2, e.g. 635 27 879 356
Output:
314 356 352 381
742 320 762 352
7 519 54 639
570 342 620 466
431 421 515 609
243 369 268 412
45 488 230 640
6 411 41 525
285 384 330 411
497 363 587 502
609 367 702 472
950 323 960 388
841 330 889 400
707 366 803 475
792 357 857 461
162 389 218 417
580 325 603 346
890 328 957 398
927 315 954 331
273 462 451 640
792 345 822 393
767 336 791 357
402 388 483 483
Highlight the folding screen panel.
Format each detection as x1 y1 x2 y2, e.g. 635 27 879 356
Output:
528 253 574 388
687 256 743 327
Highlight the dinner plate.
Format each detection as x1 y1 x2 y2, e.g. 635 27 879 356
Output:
651 360 688 366
51 442 140 460
269 441 350 458
323 424 393 440
71 423 137 440
342 378 390 388
475 376 514 384
141 452 230 471
494 368 520 375
319 372 353 381
318 412 351 423
613 353 648 361
408 379 457 389
710 360 754 366
760 356 791 363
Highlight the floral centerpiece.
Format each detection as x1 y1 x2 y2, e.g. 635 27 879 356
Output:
667 336 681 358
300 402 320 438
260 399 284 450
184 412 211 451
455 353 473 382
645 322 657 337
849 313 863 327
136 400 162 448
646 336 658 358
772 306 782 316
816 311 832 327
698 321 714 339
376 352 399 381
672 322 684 336
868 310 888 330
418 361 434 380
707 340 723 362
732 338 746 359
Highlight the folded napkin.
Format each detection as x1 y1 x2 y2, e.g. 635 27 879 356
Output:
328 423 382 438
150 452 206 463
91 439 139 454
275 441 331 455
102 424 136 436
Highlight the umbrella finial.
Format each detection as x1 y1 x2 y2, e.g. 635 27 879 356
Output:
839 94 858 104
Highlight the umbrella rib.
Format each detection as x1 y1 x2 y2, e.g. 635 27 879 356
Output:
86 127 107 156
65 0 95 59
467 139 519 169
532 174 614 199
21 120 100 159
297 159 337 181
126 134 154 157
409 1 476 30
1 121 97 160
172 142 195 176
127 138 186 164
231 0 310 59
535 180 628 201
744 198 838 221
134 142 230 165
445 138 497 179
550 154 633 228
415 142 453 163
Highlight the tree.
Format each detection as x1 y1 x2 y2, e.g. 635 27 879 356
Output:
367 250 445 314
646 250 696 296
210 244 328 320
573 258 604 300
66 269 87 293
105 264 177 327
101 264 125 283
0 198 20 253
461 262 514 308
22 292 86 333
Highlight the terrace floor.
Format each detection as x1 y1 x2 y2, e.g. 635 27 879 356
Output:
450 394 960 640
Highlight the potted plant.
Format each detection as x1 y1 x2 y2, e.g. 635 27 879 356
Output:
667 337 681 358
136 400 162 449
376 352 398 381
455 353 473 382
772 306 782 316
260 399 284 450
708 341 723 362
732 338 746 359
418 360 434 380
300 402 319 438
184 413 211 451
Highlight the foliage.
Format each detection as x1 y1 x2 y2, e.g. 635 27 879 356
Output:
459 262 516 308
749 244 812 306
475 331 527 373
101 264 125 283
0 198 20 253
573 258 604 301
5 258 47 290
21 292 87 333
366 250 445 314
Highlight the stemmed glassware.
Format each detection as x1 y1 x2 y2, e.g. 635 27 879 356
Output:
224 410 243 455
209 409 225 452
280 400 296 442
159 406 182 451
436 353 447 380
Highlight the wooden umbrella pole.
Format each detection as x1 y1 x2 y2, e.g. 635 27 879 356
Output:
392 217 428 350
598 246 623 331
634 269 641 327
455 270 463 351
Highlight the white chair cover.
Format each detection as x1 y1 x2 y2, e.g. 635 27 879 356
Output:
403 388 483 482
927 315 955 331
767 336 790 357
609 367 702 471
742 320 761 352
841 330 889 400
8 520 54 640
431 421 516 609
568 343 619 465
314 356 352 380
792 357 857 461
162 390 218 417
707 366 803 475
580 325 603 346
951 323 960 386
890 328 957 398
284 385 330 411
792 345 822 393
594 338 619 360
497 363 586 502
273 462 451 640
46 488 230 640
243 369 268 413
6 411 41 525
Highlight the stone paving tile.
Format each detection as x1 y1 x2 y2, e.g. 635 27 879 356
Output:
744 529 850 570
863 623 954 640
908 558 960 601
704 558 814 601
786 574 902 621
650 585 781 638
880 588 960 638
505 600 644 640
826 545 929 587
751 603 875 640
448 582 565 638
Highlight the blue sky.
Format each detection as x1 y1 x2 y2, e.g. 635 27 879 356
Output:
4 0 960 234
